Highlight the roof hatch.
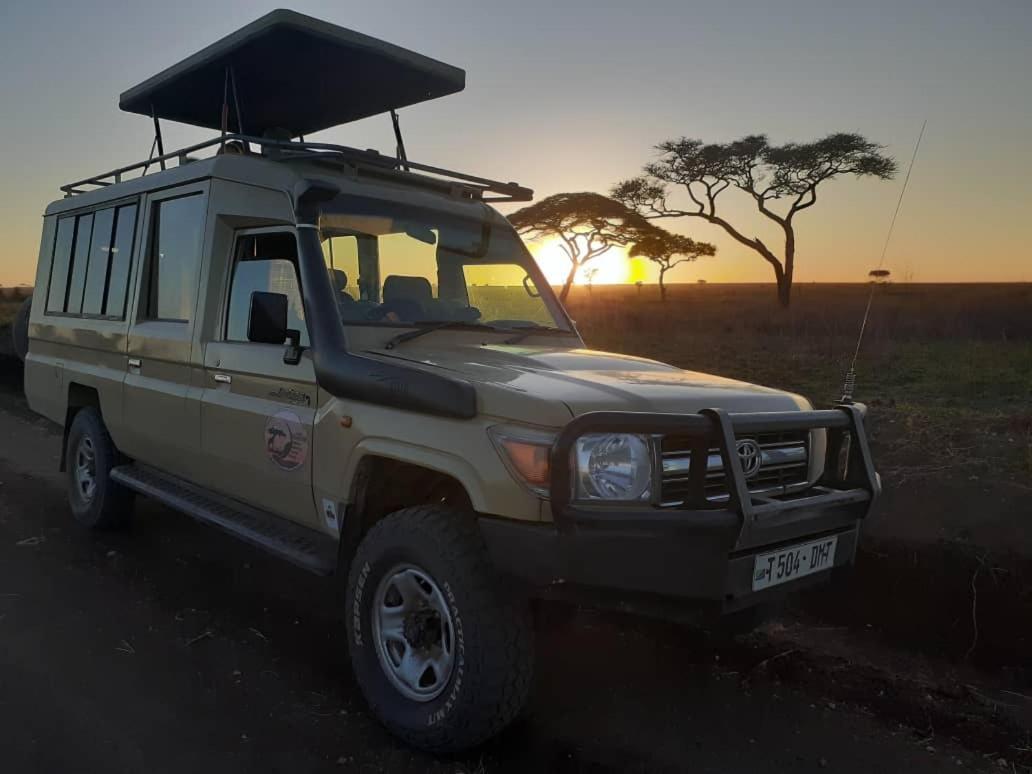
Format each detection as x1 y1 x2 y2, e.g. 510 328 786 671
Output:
119 9 466 137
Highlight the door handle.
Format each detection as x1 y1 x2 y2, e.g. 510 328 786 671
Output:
128 358 142 369
213 373 232 384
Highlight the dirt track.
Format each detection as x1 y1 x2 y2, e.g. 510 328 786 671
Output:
0 360 1012 773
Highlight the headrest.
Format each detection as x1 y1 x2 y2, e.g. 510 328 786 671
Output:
383 275 432 303
329 268 348 292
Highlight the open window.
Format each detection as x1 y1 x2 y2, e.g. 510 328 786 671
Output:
226 231 309 347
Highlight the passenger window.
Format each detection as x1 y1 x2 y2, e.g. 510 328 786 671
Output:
147 194 206 321
81 208 115 316
226 233 309 346
64 213 94 315
43 203 138 319
45 217 76 313
104 204 138 318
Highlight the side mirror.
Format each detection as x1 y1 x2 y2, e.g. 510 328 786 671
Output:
247 291 288 344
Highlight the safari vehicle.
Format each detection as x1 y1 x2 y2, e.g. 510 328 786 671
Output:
21 10 879 753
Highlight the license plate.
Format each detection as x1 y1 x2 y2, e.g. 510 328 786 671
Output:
752 536 838 591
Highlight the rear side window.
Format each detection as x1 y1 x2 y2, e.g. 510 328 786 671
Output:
45 217 76 313
147 194 206 322
64 213 94 315
104 205 138 318
81 209 115 315
44 203 138 318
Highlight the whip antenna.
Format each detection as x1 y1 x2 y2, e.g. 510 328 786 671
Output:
840 119 926 403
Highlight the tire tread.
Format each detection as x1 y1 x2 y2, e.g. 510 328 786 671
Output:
348 505 533 752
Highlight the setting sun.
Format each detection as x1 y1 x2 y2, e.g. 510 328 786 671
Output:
527 238 644 285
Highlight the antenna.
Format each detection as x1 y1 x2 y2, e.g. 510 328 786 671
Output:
840 119 926 403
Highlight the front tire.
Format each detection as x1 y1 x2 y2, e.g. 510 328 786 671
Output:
345 506 533 752
65 407 133 529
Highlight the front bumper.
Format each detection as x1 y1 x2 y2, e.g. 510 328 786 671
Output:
479 404 879 612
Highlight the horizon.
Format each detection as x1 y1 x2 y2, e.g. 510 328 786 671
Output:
1 0 1029 287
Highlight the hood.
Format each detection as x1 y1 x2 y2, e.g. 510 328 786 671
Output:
372 344 810 422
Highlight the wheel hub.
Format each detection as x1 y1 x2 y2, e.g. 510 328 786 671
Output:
403 608 442 650
74 435 97 503
372 564 456 702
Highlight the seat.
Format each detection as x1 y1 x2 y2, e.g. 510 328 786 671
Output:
381 275 433 322
329 268 359 303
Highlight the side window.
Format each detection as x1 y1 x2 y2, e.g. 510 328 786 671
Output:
64 213 94 315
45 217 76 313
104 204 138 318
147 194 206 322
226 233 309 347
81 208 115 315
43 203 138 318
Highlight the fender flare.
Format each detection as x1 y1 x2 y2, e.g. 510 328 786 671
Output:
342 436 488 512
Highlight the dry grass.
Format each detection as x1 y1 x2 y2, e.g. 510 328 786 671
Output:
566 283 1032 482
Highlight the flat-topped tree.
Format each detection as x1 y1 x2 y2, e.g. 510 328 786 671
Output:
613 133 897 306
508 193 651 302
629 230 716 302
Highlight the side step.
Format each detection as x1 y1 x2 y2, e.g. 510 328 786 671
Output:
110 464 337 576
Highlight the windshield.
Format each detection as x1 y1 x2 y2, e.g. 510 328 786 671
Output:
318 198 567 332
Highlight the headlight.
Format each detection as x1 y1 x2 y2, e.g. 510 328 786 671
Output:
574 433 652 501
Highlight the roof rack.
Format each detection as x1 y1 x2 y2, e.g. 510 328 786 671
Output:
59 134 534 203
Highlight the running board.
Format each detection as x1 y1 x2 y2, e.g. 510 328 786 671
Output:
110 465 337 576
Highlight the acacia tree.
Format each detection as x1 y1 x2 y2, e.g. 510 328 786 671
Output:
613 133 897 306
629 231 716 302
508 192 651 301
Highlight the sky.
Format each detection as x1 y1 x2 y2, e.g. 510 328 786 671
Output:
1 0 1029 287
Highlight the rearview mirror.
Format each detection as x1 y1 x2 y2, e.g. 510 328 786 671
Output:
247 291 288 344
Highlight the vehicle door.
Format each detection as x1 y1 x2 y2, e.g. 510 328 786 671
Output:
121 184 209 480
199 228 320 528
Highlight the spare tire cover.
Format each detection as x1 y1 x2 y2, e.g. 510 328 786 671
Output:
12 295 31 362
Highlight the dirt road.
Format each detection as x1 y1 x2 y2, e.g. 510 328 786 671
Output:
0 387 990 773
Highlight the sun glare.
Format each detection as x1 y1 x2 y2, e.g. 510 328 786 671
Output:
527 238 640 285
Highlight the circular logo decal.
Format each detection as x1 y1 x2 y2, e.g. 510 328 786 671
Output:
264 410 309 471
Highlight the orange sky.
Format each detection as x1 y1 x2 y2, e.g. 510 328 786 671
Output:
1 0 1030 287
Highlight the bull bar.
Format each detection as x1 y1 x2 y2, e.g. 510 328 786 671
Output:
479 404 880 611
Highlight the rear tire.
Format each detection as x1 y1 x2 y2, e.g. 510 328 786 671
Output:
345 505 533 752
65 407 133 529
12 296 30 362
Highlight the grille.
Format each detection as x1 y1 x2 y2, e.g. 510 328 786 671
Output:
660 430 810 505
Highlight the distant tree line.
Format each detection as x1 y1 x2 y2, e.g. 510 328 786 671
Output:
0 286 33 302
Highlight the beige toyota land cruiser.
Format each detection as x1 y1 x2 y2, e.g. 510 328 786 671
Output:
21 10 879 753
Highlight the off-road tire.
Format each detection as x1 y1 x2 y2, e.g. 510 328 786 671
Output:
12 296 31 362
65 407 133 529
345 505 534 752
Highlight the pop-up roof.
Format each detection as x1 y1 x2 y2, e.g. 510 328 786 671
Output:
119 9 466 137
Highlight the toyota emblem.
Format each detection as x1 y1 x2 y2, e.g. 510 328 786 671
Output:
736 439 762 479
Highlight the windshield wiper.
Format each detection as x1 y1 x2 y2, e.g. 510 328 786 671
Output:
502 325 567 345
384 321 500 350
